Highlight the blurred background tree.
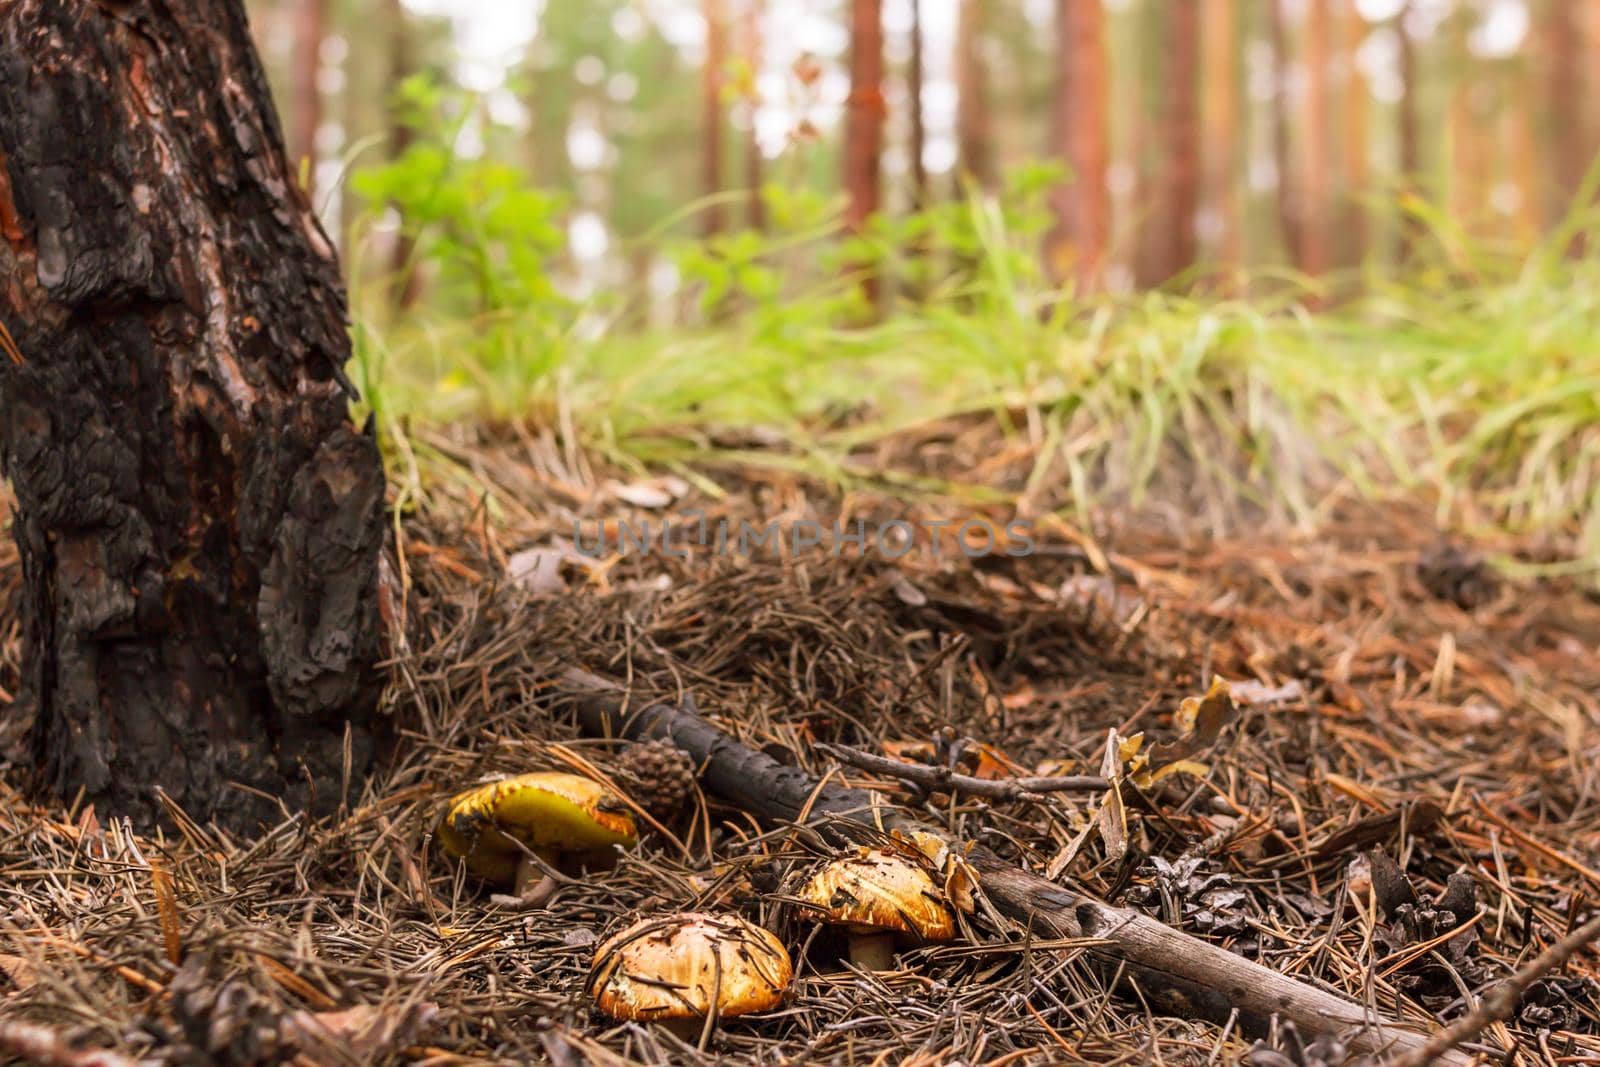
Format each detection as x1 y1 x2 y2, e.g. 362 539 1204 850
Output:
244 0 1597 316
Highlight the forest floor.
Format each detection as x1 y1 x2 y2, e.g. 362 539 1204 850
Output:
1 426 1599 1065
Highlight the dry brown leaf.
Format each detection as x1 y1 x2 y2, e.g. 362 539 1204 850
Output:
0 954 36 993
287 1001 439 1065
1147 676 1239 767
968 742 1022 780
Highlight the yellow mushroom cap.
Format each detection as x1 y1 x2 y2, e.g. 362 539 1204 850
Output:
588 912 793 1022
793 847 955 941
436 771 638 884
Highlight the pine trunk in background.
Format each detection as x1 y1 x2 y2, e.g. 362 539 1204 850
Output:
1545 0 1586 232
1143 0 1199 285
0 0 388 830
387 0 422 307
1048 0 1111 290
1339 0 1369 267
1394 0 1422 262
291 0 327 197
1300 0 1331 278
1200 0 1241 277
702 0 728 237
954 0 996 192
1545 0 1585 204
1446 10 1482 234
1268 0 1302 271
908 0 928 209
844 0 885 308
1509 58 1542 245
743 0 766 231
844 0 885 235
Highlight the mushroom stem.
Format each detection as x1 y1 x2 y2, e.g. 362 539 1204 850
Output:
658 1017 706 1043
513 852 559 907
846 930 896 971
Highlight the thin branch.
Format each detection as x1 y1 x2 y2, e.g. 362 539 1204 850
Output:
814 742 1109 801
1386 911 1600 1067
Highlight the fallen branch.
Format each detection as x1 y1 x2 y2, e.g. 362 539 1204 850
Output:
1386 910 1600 1067
558 668 1471 1066
0 1021 136 1067
814 742 1109 801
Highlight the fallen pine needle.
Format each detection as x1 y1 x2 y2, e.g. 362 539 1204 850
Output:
149 858 182 966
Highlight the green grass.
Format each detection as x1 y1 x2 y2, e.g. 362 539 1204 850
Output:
347 182 1600 573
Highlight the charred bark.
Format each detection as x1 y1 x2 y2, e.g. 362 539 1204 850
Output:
0 0 388 830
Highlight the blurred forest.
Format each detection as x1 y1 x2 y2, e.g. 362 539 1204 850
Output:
236 0 1600 555
246 0 1598 308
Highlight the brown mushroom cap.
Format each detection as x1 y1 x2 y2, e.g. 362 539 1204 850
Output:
588 912 793 1022
792 847 955 941
436 772 638 884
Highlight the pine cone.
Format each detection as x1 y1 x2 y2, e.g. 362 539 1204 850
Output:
615 739 696 818
164 955 292 1066
1417 542 1500 610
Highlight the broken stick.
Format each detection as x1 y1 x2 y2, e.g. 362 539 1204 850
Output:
558 667 1473 1066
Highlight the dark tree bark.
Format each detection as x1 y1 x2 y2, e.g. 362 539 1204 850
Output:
0 0 388 830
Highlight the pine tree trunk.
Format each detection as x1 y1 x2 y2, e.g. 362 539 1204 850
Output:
954 0 996 192
1048 0 1112 290
1268 0 1303 270
844 0 885 306
291 0 328 197
844 0 885 234
0 0 388 830
703 0 728 237
387 0 422 308
1301 0 1331 277
1201 0 1241 277
1546 0 1586 223
1150 0 1199 284
908 0 928 209
1339 0 1368 267
1394 0 1422 263
743 0 766 231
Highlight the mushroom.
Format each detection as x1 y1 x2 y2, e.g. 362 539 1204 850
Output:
587 912 792 1043
435 772 638 901
791 847 955 971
